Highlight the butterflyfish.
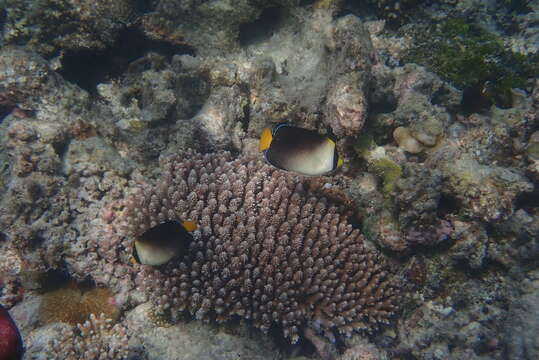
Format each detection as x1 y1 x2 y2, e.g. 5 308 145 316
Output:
130 220 197 266
259 123 343 176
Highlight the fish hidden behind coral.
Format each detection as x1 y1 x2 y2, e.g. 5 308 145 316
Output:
130 220 197 266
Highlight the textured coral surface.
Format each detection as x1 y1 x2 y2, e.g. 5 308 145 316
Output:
122 152 401 344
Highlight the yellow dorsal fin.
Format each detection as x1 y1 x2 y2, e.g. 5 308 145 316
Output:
182 220 198 232
259 128 273 151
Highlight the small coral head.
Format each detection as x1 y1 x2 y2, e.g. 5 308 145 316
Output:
123 152 402 345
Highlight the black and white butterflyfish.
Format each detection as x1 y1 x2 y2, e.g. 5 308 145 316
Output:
130 220 197 266
259 123 343 176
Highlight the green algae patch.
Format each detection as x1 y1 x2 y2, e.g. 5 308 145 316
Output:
404 18 539 108
314 0 339 9
353 134 377 159
527 142 539 161
353 135 402 194
126 119 147 133
370 158 403 194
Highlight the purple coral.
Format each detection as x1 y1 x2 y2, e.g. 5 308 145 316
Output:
121 152 401 344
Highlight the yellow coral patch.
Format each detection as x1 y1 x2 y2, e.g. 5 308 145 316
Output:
40 281 120 325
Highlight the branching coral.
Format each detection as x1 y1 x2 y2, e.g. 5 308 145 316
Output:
49 313 129 360
119 151 401 344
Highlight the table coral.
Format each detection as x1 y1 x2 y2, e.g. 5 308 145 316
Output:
117 151 402 345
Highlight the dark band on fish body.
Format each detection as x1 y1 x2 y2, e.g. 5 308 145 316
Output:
132 245 141 264
132 220 193 265
140 220 192 251
265 125 330 171
333 148 339 170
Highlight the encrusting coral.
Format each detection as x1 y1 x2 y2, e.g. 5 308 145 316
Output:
119 151 401 344
40 281 120 325
49 313 129 360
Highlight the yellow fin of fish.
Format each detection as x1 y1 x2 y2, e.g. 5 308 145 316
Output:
259 128 273 151
182 220 198 232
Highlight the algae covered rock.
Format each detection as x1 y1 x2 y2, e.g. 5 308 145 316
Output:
505 270 539 360
393 126 424 154
1 0 143 55
125 302 280 360
325 14 375 137
442 155 533 222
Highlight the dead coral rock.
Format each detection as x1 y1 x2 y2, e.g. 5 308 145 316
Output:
488 209 539 269
339 337 388 360
361 162 451 254
391 64 461 111
505 269 539 360
0 46 51 107
394 163 452 249
409 115 443 147
22 322 69 359
325 15 375 137
192 86 248 150
63 137 132 178
363 210 406 253
326 75 369 137
370 64 457 144
126 302 279 360
449 220 489 270
526 130 539 182
443 155 533 222
7 122 38 143
0 166 72 284
0 46 91 126
396 280 509 360
393 92 449 147
329 14 375 74
98 53 209 134
0 272 24 308
3 0 137 55
393 127 424 154
118 152 401 345
141 0 294 56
